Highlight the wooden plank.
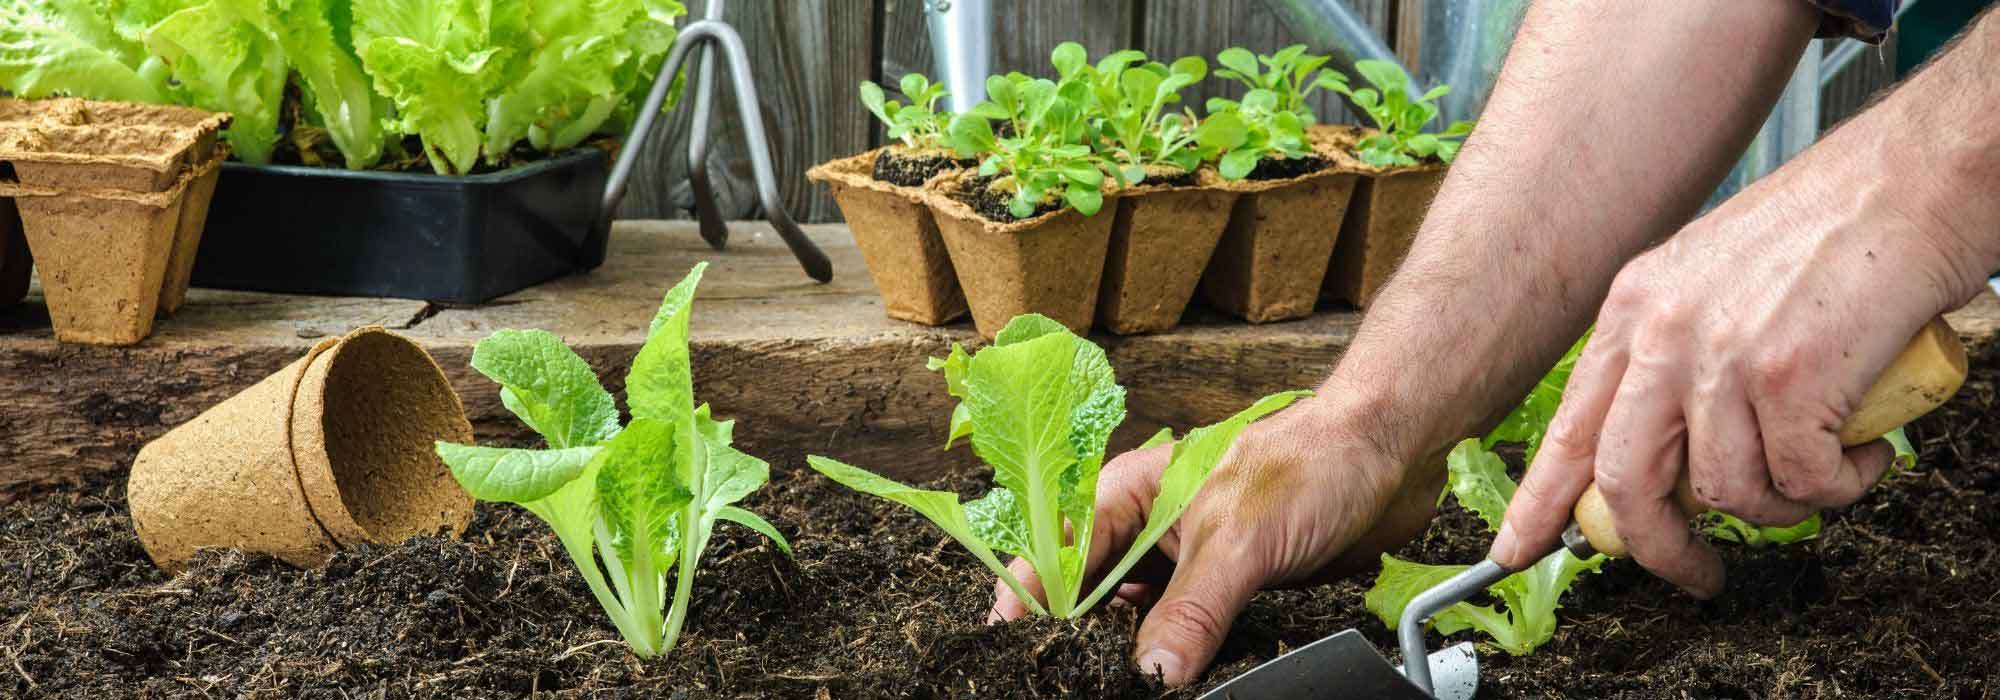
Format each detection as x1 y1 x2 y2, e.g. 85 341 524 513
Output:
5 220 1996 501
615 0 876 223
0 221 1355 499
1137 0 1391 126
879 0 1138 100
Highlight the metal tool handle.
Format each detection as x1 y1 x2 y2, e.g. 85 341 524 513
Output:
1402 315 1966 696
1566 315 1968 559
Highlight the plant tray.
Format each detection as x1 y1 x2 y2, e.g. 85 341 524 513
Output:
191 148 610 304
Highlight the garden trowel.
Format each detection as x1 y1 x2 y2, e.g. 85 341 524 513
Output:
1201 316 1969 700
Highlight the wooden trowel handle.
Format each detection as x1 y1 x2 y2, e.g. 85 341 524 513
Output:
1568 315 1969 559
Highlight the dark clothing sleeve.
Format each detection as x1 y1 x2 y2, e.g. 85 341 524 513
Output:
1809 0 1898 42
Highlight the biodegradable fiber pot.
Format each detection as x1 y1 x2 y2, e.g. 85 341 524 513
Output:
127 326 475 572
924 170 1116 338
1198 143 1361 323
0 156 220 346
0 98 228 192
157 146 229 314
807 148 968 325
1314 123 1448 307
1097 168 1238 334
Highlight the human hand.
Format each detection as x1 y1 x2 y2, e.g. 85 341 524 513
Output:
987 396 1445 687
1487 157 1984 597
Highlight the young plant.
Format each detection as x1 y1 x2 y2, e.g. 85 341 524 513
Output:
859 72 953 151
1194 89 1315 180
1331 59 1474 167
1212 44 1349 121
944 64 1109 218
1052 42 1210 186
433 263 790 659
808 314 1308 618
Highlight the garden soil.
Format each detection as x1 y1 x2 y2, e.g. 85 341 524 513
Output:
3 343 1997 699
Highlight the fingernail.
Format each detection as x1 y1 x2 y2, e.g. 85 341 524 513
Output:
1138 648 1186 685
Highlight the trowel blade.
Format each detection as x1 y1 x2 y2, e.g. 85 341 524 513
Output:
1196 629 1478 700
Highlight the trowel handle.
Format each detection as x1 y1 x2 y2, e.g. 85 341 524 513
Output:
1564 315 1969 559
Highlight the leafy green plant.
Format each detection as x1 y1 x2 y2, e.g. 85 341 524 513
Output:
434 263 789 659
943 60 1109 218
1212 44 1347 121
1368 439 1606 656
1193 89 1314 181
808 314 1308 618
0 0 687 173
1052 42 1209 186
1331 59 1473 167
860 72 952 151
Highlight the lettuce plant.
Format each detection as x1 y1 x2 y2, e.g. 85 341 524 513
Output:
1053 42 1210 187
808 314 1308 618
1331 59 1474 167
434 263 789 658
0 0 686 173
944 68 1108 218
860 72 952 151
1212 44 1347 121
1194 89 1314 181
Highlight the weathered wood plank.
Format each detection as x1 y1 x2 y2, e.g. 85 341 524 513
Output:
1138 0 1391 126
616 0 876 223
0 221 1359 499
879 0 1139 105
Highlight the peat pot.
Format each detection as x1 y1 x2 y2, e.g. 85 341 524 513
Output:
808 148 970 325
192 148 611 304
1198 143 1362 323
924 170 1116 338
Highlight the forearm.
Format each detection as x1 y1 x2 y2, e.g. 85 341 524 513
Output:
1321 1 1819 468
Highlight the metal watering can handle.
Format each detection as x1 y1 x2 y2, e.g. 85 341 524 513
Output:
596 5 833 283
1401 315 1967 695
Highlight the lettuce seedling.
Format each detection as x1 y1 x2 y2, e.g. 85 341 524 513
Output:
1052 42 1210 187
1368 439 1606 656
944 60 1110 218
1212 44 1348 121
860 72 953 151
1194 89 1315 180
1331 59 1474 168
808 314 1308 618
434 263 789 659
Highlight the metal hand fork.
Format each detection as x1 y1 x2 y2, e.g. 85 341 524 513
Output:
597 0 833 283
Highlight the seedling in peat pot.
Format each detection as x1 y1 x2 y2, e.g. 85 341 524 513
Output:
860 73 954 151
808 314 1308 618
1053 42 1211 187
434 263 791 659
1195 89 1316 181
1212 44 1349 121
944 51 1111 219
1331 59 1475 167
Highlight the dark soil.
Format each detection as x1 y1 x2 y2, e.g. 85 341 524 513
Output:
954 174 1062 223
871 149 974 187
3 344 1996 699
1245 154 1330 181
1137 167 1198 188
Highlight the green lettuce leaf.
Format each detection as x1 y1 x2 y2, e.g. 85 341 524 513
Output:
469 328 620 449
145 0 287 164
594 417 692 570
435 442 600 503
1484 332 1588 461
265 0 390 168
0 0 170 102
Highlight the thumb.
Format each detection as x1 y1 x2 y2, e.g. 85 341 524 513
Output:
1133 539 1260 687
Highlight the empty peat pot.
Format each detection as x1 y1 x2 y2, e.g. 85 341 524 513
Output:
127 327 475 571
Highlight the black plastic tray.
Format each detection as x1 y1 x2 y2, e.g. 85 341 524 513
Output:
191 148 611 303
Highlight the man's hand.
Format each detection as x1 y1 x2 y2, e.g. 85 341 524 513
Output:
1488 5 2000 595
988 397 1443 687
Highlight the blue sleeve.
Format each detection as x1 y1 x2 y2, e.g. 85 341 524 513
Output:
1808 0 1898 42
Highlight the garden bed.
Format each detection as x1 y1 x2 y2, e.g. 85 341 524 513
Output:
3 341 1994 699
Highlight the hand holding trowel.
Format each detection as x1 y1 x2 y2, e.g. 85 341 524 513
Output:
1200 316 1970 700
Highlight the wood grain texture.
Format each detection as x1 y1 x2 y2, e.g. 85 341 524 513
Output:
0 221 1374 500
1138 0 1390 126
615 0 876 223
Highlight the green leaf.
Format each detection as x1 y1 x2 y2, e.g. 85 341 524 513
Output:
1703 512 1821 546
436 442 602 503
1354 59 1408 94
352 0 513 173
628 263 706 423
806 455 1046 615
1050 41 1085 79
1365 555 1470 630
595 418 694 566
472 329 620 449
965 487 1031 559
1078 390 1309 613
1444 439 1512 532
694 407 769 514
0 0 169 103
146 0 288 164
1886 427 1917 475
1484 332 1588 461
1216 47 1257 81
270 0 391 168
1219 148 1259 180
994 313 1071 346
1064 185 1103 216
714 505 791 556
858 79 889 122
